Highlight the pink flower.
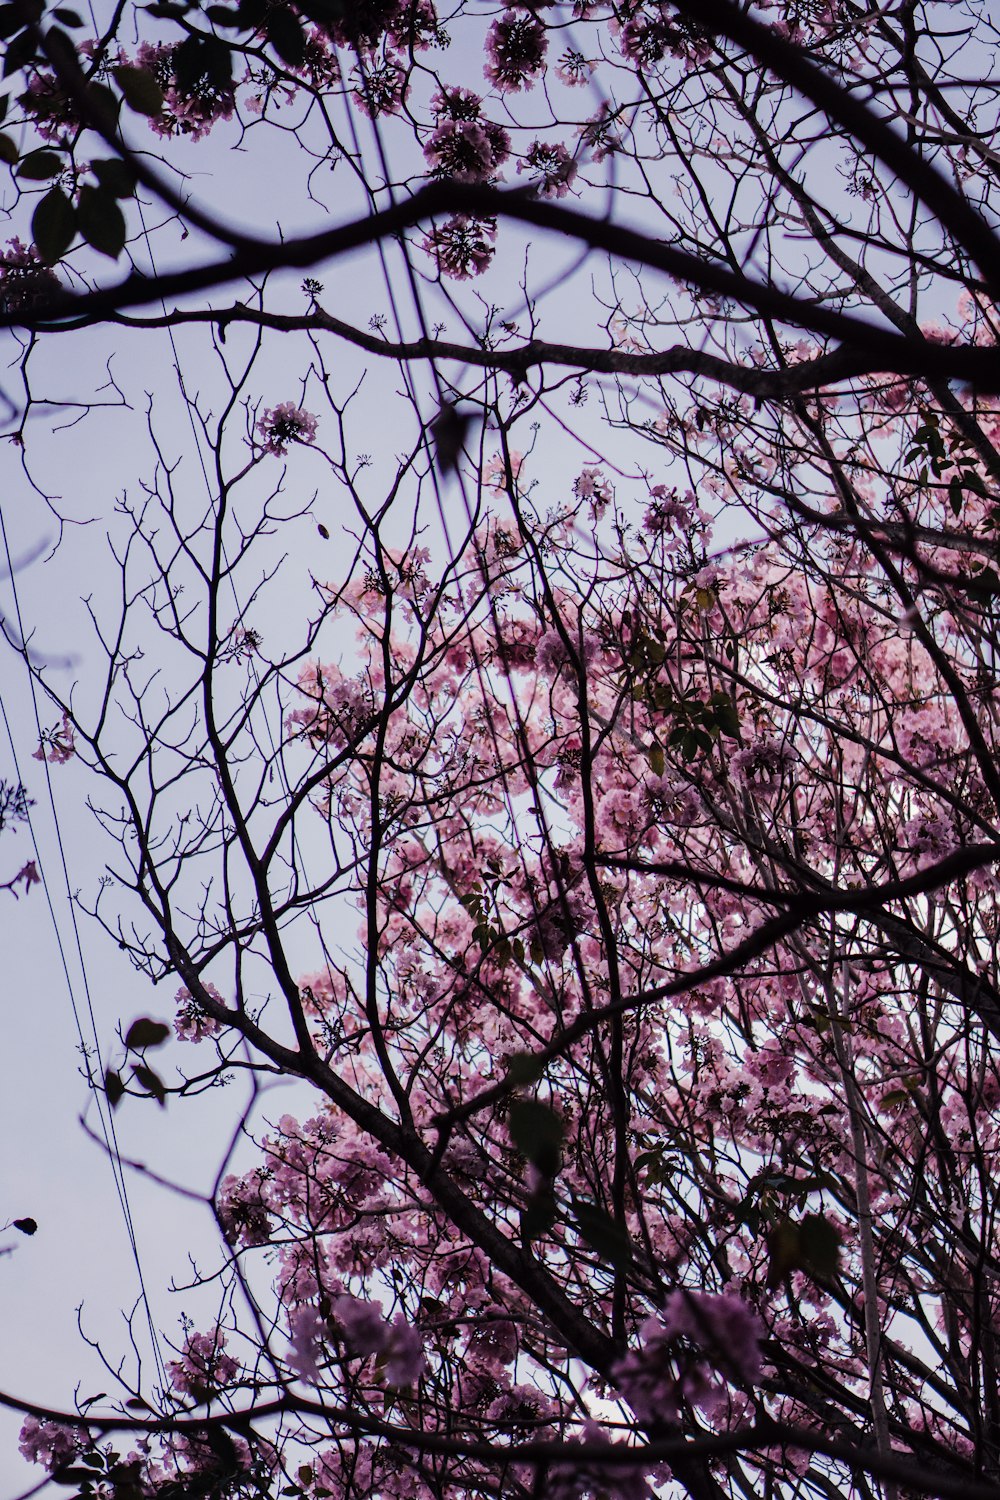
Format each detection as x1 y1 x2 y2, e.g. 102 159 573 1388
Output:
256 403 318 456
352 59 408 118
0 238 60 311
729 738 795 796
383 1313 426 1386
422 216 497 278
133 41 235 141
424 118 510 182
32 711 75 764
517 141 577 197
18 1417 86 1472
217 1170 274 1247
288 1304 325 1383
484 11 548 92
332 1296 425 1385
612 1291 762 1423
333 1293 390 1355
555 49 595 86
168 1326 240 1400
174 982 224 1043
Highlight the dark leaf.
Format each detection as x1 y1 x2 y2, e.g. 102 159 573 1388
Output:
44 26 79 72
765 1218 800 1287
430 402 476 476
105 1069 125 1107
798 1212 841 1280
86 81 121 122
125 1016 170 1050
571 1197 633 1271
265 6 306 65
506 1051 545 1086
91 158 137 198
508 1098 564 1178
3 27 37 75
12 1217 37 1235
205 3 244 23
77 184 126 258
317 523 329 538
0 131 17 163
0 5 24 39
53 8 85 25
520 1187 556 1246
17 149 62 180
32 185 75 263
113 64 163 116
173 32 232 93
133 1063 167 1105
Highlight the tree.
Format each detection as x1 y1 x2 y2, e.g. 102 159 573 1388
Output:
4 1 1000 1499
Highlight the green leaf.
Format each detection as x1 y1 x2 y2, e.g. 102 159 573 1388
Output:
508 1098 564 1178
113 64 163 116
125 1016 170 1050
17 148 62 180
104 1068 125 1108
571 1198 634 1271
0 131 17 163
132 1063 166 1105
647 744 664 777
76 184 126 258
32 185 75 263
506 1051 545 1087
91 158 138 199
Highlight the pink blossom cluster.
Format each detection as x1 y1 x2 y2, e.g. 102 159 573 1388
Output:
423 104 511 182
18 1417 86 1473
422 215 497 279
612 1292 763 1423
729 738 796 796
19 71 80 142
133 42 235 141
173 981 225 1042
256 402 319 456
290 1295 425 1387
0 238 60 314
32 711 75 764
484 11 548 92
517 140 578 197
168 1326 240 1400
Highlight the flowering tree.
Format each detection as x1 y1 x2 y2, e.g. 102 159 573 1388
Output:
5 1 1000 1500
